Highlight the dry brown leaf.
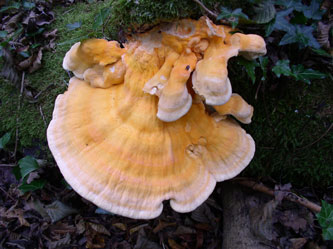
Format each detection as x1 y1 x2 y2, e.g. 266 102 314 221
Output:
317 21 332 49
87 222 110 236
75 217 86 234
130 223 148 235
3 12 23 33
29 48 43 73
191 203 216 225
173 225 196 236
26 171 40 184
168 239 185 249
49 222 76 235
153 220 177 233
274 183 292 202
112 222 127 231
43 29 57 39
277 210 307 233
134 228 162 249
5 209 30 227
290 238 307 249
48 233 71 249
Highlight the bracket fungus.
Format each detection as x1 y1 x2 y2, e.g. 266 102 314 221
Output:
47 17 266 219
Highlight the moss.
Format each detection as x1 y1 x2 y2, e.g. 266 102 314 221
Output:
0 1 109 149
228 59 333 187
0 0 332 186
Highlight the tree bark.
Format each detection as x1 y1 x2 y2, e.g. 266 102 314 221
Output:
221 182 274 249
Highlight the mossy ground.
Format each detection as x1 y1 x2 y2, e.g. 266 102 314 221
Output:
0 0 332 186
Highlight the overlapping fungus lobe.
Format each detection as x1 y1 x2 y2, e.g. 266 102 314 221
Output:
47 16 266 219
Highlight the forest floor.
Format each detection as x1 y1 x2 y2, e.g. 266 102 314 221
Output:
0 0 332 248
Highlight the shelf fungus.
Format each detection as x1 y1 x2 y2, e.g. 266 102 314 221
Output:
47 17 266 219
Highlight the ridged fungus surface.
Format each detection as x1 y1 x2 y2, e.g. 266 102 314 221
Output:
47 17 266 219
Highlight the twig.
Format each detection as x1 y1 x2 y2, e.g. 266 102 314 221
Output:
296 123 333 150
192 0 218 18
0 164 16 167
39 105 47 127
0 186 16 202
29 83 55 103
234 178 322 213
13 72 25 160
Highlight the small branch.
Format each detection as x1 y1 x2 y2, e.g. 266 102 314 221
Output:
13 72 25 160
28 83 55 103
192 0 218 18
39 105 47 127
296 123 333 150
0 186 15 202
0 164 16 167
235 178 322 213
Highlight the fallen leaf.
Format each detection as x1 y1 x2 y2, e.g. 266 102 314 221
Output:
168 239 185 249
29 48 43 73
26 171 40 184
130 223 148 235
87 222 110 236
274 183 292 202
191 203 216 225
290 238 307 249
5 208 30 227
134 228 162 249
26 199 50 221
45 200 78 223
48 233 71 249
43 28 57 38
0 47 21 87
173 225 196 236
317 21 332 49
49 222 76 235
112 222 127 231
277 210 307 233
75 217 86 234
3 12 23 33
153 220 177 233
36 11 54 26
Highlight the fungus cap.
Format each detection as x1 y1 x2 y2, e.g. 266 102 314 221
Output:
47 17 265 219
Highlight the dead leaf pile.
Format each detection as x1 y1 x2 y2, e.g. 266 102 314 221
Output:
0 0 58 83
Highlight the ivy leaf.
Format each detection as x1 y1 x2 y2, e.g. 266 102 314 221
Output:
279 25 320 49
19 179 46 193
238 57 259 84
253 1 276 24
273 60 326 84
0 132 11 149
93 7 111 30
0 2 21 13
18 156 40 179
265 18 276 37
316 201 333 240
95 207 114 215
279 31 298 46
66 22 82 31
272 60 292 78
275 0 304 11
303 0 326 20
297 25 320 48
23 1 35 10
0 31 8 38
259 56 268 81
291 64 326 84
217 7 248 28
274 8 295 33
312 48 332 57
